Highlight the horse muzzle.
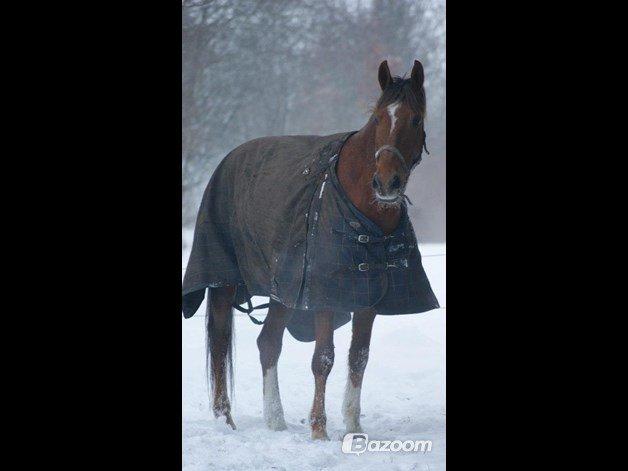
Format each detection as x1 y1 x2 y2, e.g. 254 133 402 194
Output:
372 176 404 204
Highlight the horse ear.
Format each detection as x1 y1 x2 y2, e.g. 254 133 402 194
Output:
411 60 424 89
378 60 392 91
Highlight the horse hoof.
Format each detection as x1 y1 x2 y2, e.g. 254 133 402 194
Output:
311 429 330 440
267 421 287 431
225 415 237 430
214 410 237 430
345 424 363 434
266 416 287 431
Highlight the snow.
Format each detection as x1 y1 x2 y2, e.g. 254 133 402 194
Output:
182 235 445 470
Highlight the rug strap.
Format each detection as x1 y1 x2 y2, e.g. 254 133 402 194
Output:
232 297 270 325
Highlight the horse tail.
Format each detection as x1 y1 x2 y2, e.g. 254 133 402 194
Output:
205 287 236 407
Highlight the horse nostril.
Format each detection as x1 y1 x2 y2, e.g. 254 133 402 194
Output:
390 175 401 190
372 176 381 190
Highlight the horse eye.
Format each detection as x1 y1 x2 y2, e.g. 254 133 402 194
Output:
412 116 423 127
373 116 379 125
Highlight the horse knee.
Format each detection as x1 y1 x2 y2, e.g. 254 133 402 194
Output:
312 345 335 378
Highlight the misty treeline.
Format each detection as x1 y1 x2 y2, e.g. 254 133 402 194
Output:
183 0 445 241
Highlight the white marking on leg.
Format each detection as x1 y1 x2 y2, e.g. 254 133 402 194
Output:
263 365 287 431
343 346 368 432
342 380 362 433
387 101 401 135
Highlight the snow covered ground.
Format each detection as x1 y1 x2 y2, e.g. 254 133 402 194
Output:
182 231 445 470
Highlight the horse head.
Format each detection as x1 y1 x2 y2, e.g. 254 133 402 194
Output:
370 60 428 206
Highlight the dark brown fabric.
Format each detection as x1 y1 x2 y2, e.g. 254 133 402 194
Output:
182 132 439 342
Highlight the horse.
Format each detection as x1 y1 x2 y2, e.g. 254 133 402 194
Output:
186 60 434 440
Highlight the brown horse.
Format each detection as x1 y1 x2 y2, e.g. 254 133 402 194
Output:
206 60 429 439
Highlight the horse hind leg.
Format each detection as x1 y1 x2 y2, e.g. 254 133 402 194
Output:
342 308 376 434
207 286 237 430
256 301 290 431
310 310 335 440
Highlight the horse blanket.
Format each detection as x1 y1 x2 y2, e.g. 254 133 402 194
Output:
182 132 439 341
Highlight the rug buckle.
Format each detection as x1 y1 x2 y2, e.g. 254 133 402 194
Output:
358 262 369 272
358 235 369 243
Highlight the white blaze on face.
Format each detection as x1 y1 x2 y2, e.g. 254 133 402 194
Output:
387 101 401 136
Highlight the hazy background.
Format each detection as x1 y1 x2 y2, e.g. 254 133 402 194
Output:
182 0 445 241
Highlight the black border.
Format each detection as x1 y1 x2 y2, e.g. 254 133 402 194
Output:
28 1 578 468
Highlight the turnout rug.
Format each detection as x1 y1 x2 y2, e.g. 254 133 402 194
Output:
182 132 439 341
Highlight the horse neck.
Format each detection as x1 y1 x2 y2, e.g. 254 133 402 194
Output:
337 124 401 235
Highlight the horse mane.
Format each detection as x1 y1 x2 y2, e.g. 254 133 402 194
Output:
375 76 426 114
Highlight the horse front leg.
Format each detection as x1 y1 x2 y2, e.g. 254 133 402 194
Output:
256 301 290 431
342 308 376 433
309 310 335 440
